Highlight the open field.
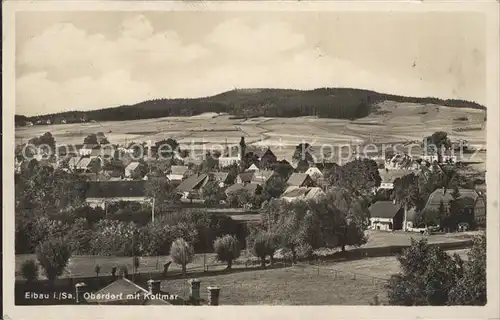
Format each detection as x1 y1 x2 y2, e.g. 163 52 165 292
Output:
15 230 476 281
15 101 486 170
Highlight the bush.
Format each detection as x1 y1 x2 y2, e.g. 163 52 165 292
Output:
251 231 277 267
20 259 38 282
90 220 138 256
36 238 73 282
170 238 194 276
65 218 94 255
118 264 128 277
296 242 314 260
213 235 241 270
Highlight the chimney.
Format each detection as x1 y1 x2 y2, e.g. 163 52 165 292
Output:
147 279 161 295
207 286 220 306
75 282 87 304
189 279 201 304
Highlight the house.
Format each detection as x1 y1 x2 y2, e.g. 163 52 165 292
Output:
175 173 210 201
377 169 414 191
102 160 125 178
304 167 323 182
167 165 188 182
293 159 311 173
90 145 115 160
281 186 325 203
251 170 275 185
125 162 144 179
79 144 99 156
236 172 255 184
83 277 172 305
75 157 103 173
84 180 149 210
368 201 405 231
245 163 260 172
259 148 277 169
209 172 232 187
423 188 486 227
68 156 82 171
225 183 262 197
286 173 316 187
218 155 241 168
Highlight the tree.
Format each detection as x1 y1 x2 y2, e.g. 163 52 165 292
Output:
392 173 423 229
21 259 38 283
156 138 179 159
213 235 241 270
448 235 486 305
424 131 452 163
133 256 140 274
227 189 253 208
239 137 246 157
28 132 56 155
36 238 73 282
386 238 463 305
94 264 101 279
326 159 381 197
201 180 226 205
262 175 286 201
83 133 98 145
170 238 194 277
250 231 278 267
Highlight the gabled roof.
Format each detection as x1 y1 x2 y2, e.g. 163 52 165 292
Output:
378 169 413 183
260 148 277 160
425 188 481 211
68 156 82 168
175 173 209 193
76 157 93 169
245 164 260 172
237 172 255 183
369 201 402 219
170 165 188 175
125 162 141 171
82 144 99 150
251 170 274 184
226 183 261 195
282 186 324 200
210 172 230 183
286 173 311 186
85 180 147 198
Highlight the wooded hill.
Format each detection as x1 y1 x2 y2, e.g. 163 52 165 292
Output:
17 88 486 125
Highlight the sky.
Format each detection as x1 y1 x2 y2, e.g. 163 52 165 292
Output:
15 11 487 116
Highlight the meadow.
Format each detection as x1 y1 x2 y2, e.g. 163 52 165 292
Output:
16 100 486 170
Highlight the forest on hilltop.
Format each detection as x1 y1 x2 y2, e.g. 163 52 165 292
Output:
16 88 485 125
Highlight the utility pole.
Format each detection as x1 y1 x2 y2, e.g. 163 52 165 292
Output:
151 197 155 223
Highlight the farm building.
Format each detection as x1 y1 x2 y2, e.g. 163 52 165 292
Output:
423 188 486 227
175 173 210 201
209 172 232 187
84 180 149 210
167 165 188 182
259 148 277 169
251 170 276 185
79 144 99 156
124 162 144 178
245 164 260 172
286 173 316 187
304 166 323 181
281 186 325 203
225 183 262 197
236 172 255 184
377 169 414 191
368 201 405 231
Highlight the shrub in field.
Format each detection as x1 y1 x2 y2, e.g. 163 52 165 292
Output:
36 238 72 282
90 220 138 256
170 238 194 276
251 231 277 267
20 259 39 282
94 264 101 279
296 242 314 260
213 235 241 270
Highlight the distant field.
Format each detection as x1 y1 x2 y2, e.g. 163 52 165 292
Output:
15 101 486 170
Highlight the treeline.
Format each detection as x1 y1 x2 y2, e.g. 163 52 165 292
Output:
17 88 486 124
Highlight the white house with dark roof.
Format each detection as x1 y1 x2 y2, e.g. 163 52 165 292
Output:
175 173 210 202
85 180 150 210
368 201 405 231
167 165 188 182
